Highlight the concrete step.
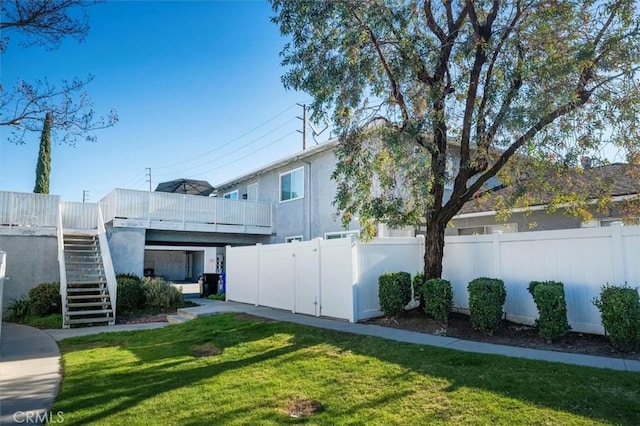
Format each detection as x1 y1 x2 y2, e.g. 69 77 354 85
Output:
67 302 111 308
67 280 107 286
176 309 198 320
67 309 113 316
167 314 189 324
66 317 114 325
67 294 110 300
67 287 107 293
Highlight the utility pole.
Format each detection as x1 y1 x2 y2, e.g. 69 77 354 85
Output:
82 190 89 203
296 103 306 150
145 167 152 191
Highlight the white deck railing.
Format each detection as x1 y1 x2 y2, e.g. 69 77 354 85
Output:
57 203 68 323
97 206 117 320
0 251 6 341
0 191 59 231
100 188 272 232
1 189 273 235
60 201 99 230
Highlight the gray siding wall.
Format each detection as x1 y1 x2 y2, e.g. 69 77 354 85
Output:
0 235 59 310
448 205 630 236
223 148 359 243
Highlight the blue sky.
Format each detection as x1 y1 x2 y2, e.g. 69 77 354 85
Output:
0 0 324 201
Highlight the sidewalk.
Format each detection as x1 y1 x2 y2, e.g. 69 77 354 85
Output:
0 323 61 426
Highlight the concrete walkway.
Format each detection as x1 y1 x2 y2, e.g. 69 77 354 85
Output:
1 300 638 425
0 323 61 426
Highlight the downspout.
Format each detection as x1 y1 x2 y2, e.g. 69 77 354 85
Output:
300 158 312 241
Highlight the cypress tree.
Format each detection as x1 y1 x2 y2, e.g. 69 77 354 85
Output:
34 111 53 194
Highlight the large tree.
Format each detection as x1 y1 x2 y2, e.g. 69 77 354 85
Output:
0 0 117 145
271 0 640 278
34 111 53 194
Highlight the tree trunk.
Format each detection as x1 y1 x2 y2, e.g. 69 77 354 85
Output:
424 217 446 279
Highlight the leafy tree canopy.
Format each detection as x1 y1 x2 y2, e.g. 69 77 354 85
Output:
271 0 640 277
0 0 117 145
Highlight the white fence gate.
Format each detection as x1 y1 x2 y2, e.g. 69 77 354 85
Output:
226 237 424 322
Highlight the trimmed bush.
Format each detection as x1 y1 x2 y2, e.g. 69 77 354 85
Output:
143 277 184 310
412 273 425 305
116 273 146 314
593 285 640 352
528 281 571 342
468 277 506 334
28 282 61 316
378 272 412 317
421 278 453 326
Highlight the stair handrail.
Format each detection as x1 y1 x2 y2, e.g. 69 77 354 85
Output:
57 202 69 328
97 205 118 321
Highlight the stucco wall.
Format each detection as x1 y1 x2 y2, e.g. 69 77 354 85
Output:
0 235 59 310
106 225 146 276
222 148 359 243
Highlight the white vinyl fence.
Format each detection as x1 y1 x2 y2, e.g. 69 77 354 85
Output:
226 237 424 322
227 224 640 334
443 223 640 335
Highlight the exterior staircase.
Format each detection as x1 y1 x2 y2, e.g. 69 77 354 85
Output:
62 232 115 327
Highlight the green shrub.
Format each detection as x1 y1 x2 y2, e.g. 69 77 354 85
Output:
116 273 146 314
528 281 571 342
421 278 453 326
143 277 184 310
7 297 31 319
468 277 506 334
28 282 61 316
412 272 425 304
207 293 226 301
378 272 412 317
593 285 640 352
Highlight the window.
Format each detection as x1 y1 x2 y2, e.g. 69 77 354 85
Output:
280 167 304 202
223 190 238 200
247 183 258 201
285 235 304 243
582 218 640 228
457 223 518 235
324 230 360 240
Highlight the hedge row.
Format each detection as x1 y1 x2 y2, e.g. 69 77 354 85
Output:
378 272 640 350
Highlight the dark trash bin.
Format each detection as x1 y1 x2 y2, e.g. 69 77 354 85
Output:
199 273 220 298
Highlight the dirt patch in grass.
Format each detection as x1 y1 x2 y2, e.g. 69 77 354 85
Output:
117 313 169 325
284 398 325 418
367 309 640 361
192 343 221 358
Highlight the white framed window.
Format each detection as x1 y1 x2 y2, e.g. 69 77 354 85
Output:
457 223 518 235
582 218 640 228
285 235 304 243
280 167 304 202
324 230 360 240
223 190 238 200
247 183 258 201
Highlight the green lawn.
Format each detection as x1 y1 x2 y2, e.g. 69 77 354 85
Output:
53 313 640 425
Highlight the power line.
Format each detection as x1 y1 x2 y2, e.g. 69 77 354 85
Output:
153 117 297 178
187 130 298 179
152 103 299 171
